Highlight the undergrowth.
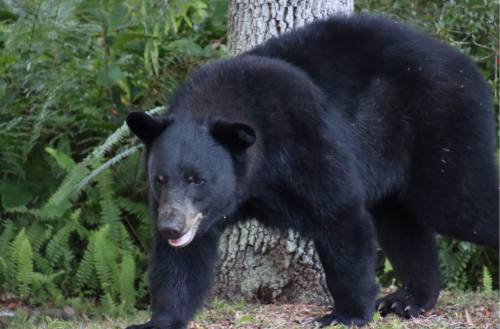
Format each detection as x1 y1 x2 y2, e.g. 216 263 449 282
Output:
0 0 227 313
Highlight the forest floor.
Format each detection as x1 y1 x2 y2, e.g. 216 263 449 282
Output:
186 290 499 329
0 291 498 328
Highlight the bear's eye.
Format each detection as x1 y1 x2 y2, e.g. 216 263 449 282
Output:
155 175 165 185
186 175 204 185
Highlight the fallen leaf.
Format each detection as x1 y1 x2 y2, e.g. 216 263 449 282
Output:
0 291 16 301
465 309 474 325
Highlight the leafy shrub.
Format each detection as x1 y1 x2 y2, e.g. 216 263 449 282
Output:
0 0 227 311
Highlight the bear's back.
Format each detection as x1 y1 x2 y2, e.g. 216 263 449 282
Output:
245 14 496 206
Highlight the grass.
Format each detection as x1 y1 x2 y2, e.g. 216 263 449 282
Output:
0 291 498 328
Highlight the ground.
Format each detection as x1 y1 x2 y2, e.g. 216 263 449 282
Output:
186 291 499 329
0 291 498 328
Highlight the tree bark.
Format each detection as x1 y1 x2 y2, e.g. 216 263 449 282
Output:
227 0 353 55
209 0 353 306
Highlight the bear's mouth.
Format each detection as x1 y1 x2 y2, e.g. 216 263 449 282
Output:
168 213 203 248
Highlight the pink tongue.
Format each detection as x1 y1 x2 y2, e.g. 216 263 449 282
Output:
169 229 193 247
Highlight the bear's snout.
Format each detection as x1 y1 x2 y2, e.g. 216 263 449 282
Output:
158 219 184 239
157 207 185 238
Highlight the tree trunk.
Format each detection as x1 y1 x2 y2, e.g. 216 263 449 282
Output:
209 0 353 306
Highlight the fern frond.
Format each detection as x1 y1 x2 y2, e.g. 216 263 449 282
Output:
84 106 163 163
91 226 118 296
483 266 493 294
47 164 90 207
0 257 8 286
89 122 131 160
97 169 122 242
16 236 34 299
45 209 81 266
45 147 76 171
0 221 15 258
9 229 27 264
30 201 73 222
146 106 167 116
114 150 143 192
31 271 65 302
136 268 149 300
118 225 136 254
31 270 64 284
73 248 94 292
60 248 75 279
33 253 53 275
119 254 136 308
26 222 48 253
73 106 165 192
439 238 475 288
76 145 141 191
117 197 150 224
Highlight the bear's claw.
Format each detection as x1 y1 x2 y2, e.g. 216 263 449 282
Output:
313 311 371 328
376 290 434 319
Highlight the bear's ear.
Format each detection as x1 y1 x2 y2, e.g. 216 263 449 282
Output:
126 111 172 143
211 121 256 150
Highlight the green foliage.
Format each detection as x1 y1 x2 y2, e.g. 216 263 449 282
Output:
0 0 227 312
12 229 34 299
482 266 493 294
439 238 473 289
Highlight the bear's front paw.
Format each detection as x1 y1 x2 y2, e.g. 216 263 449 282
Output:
125 325 161 329
313 311 372 328
376 289 436 318
125 322 179 329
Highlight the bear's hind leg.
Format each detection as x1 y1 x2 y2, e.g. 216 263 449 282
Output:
371 199 441 318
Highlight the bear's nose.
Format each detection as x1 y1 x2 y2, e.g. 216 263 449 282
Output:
158 220 184 239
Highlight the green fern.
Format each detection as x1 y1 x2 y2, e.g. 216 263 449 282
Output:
31 271 65 305
76 146 142 191
45 209 81 266
483 266 493 294
91 225 120 296
24 106 165 224
45 147 76 172
73 248 95 292
16 235 34 300
26 222 49 253
117 197 150 225
45 164 90 208
0 257 7 288
0 221 15 259
91 227 114 294
9 229 28 279
118 225 137 255
136 267 150 300
32 253 53 277
97 169 123 242
0 0 220 310
439 238 480 289
119 254 136 309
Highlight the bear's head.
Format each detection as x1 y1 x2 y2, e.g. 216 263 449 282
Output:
126 111 256 247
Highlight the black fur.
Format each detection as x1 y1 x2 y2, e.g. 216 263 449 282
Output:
125 14 499 329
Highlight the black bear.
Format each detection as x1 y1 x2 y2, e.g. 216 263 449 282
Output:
125 14 499 328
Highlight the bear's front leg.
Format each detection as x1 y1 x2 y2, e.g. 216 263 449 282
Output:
126 228 221 329
313 210 379 328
